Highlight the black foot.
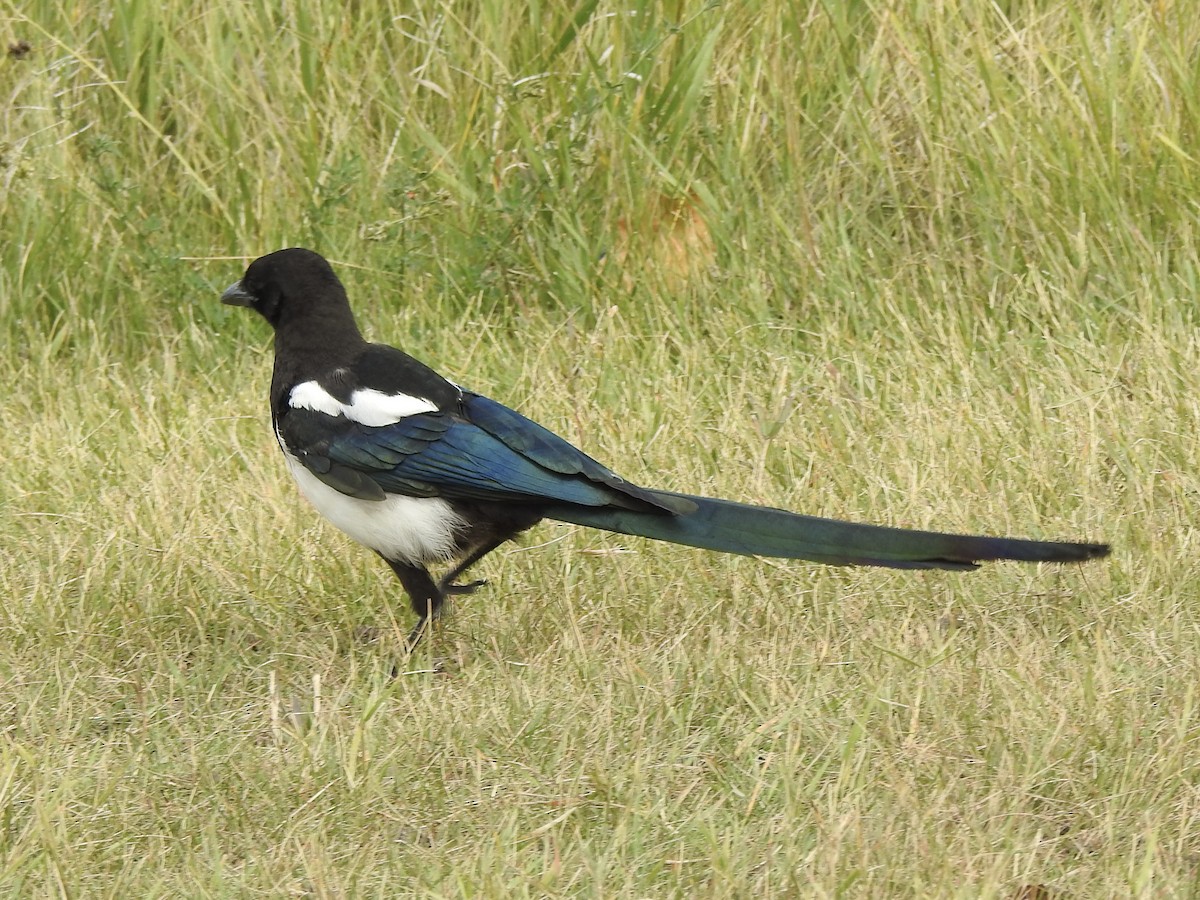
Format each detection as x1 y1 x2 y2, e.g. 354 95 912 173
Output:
440 578 487 596
404 616 431 653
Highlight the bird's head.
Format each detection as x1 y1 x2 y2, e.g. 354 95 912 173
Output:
221 248 346 328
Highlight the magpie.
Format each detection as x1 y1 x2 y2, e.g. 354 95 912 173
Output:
222 248 1110 648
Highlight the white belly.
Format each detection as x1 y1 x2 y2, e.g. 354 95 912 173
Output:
281 451 464 564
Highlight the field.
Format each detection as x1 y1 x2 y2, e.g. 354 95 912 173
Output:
2 0 1198 895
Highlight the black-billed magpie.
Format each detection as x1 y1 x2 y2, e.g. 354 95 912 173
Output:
222 248 1109 648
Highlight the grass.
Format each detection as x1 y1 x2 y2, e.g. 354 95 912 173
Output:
1 0 1197 894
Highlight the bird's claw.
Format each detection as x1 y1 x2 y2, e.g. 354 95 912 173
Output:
441 578 487 596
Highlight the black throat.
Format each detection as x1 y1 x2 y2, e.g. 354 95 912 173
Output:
268 297 365 413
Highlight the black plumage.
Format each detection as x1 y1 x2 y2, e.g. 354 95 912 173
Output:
222 248 1109 648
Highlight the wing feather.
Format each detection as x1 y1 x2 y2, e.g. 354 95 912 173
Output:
275 392 687 515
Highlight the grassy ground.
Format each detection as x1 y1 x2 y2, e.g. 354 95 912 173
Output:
1 0 1197 895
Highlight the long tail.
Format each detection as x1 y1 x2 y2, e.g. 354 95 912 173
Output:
544 491 1109 570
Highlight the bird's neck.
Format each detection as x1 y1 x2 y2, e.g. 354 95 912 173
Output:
270 305 365 403
274 302 364 361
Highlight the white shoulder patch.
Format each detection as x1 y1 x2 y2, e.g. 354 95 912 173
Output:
288 381 343 417
288 380 438 426
344 388 439 426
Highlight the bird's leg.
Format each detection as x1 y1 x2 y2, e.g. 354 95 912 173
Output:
435 537 507 596
382 558 445 651
383 539 509 651
404 617 431 654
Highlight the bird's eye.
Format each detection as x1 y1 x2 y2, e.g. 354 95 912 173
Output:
239 280 276 319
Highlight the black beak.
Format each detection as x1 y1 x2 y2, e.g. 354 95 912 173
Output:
221 280 254 307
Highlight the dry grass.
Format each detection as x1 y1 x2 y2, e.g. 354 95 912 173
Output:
1 0 1197 895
